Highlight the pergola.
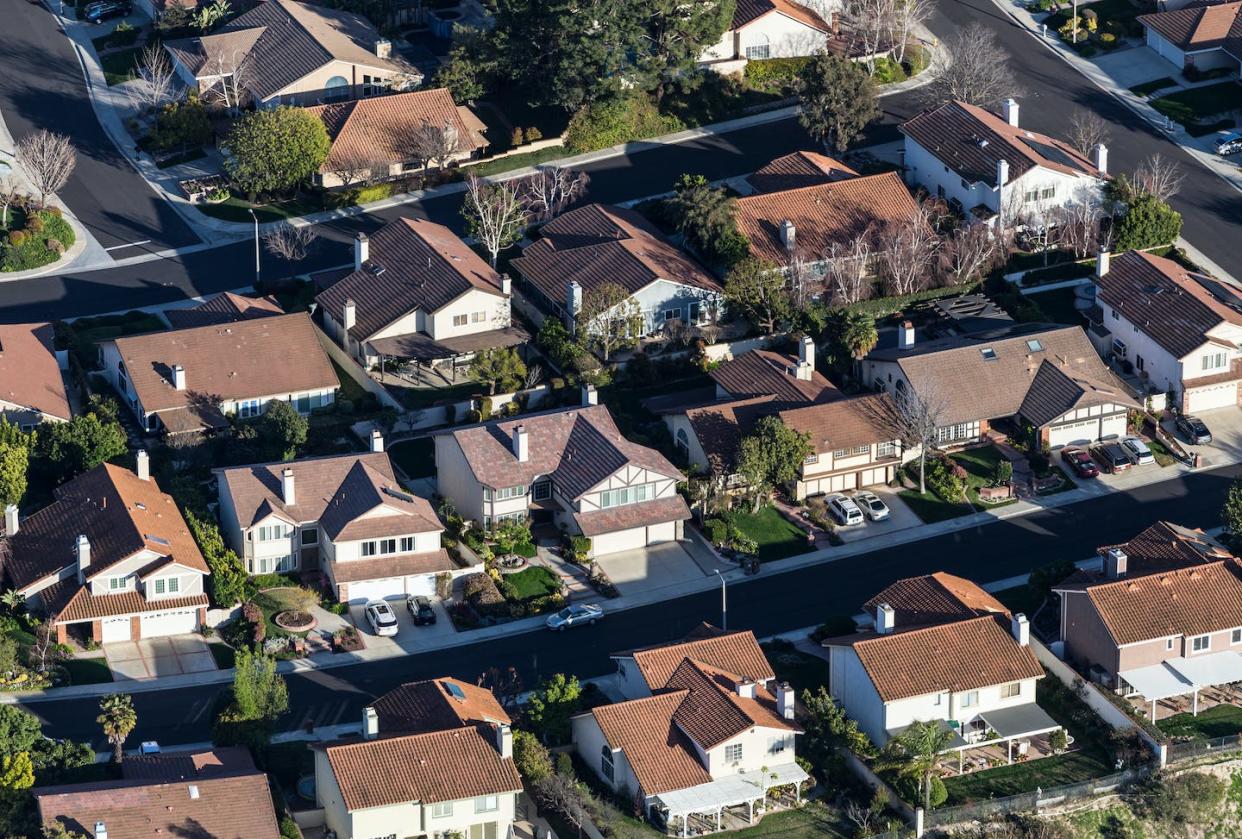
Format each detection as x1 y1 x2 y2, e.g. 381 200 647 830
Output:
652 763 809 837
368 324 530 384
1120 652 1242 720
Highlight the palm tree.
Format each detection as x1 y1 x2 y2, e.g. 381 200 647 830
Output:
97 693 137 765
840 310 879 360
879 719 954 812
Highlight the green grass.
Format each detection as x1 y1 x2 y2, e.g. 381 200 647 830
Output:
1146 437 1176 467
195 194 323 223
1130 77 1177 97
952 444 1017 508
1153 83 1242 126
1046 0 1146 35
61 657 114 685
942 750 1111 804
725 802 851 838
992 584 1044 617
208 642 236 669
898 487 972 523
100 46 142 85
92 26 142 52
387 438 435 479
252 587 316 638
729 505 812 563
1157 703 1242 740
503 566 562 600
2 210 77 272
761 639 830 693
464 145 576 178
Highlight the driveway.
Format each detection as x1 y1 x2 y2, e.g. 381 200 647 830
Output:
833 488 923 544
1091 44 1183 90
593 542 712 598
349 597 456 655
1182 407 1242 466
104 635 216 681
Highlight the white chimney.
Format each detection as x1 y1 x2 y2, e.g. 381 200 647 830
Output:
780 219 796 251
281 468 295 505
136 449 149 481
76 534 91 582
1096 249 1110 278
1105 547 1128 579
342 299 357 338
876 602 895 635
354 232 369 271
1012 613 1030 646
370 429 384 453
513 425 529 462
95 823 108 839
996 158 1009 188
566 281 583 333
172 364 186 391
582 383 598 406
897 320 915 350
776 681 795 720
796 335 815 381
362 706 378 740
1093 143 1108 174
495 723 513 759
736 678 757 700
500 274 512 296
374 38 391 59
1003 98 1020 127
4 503 17 536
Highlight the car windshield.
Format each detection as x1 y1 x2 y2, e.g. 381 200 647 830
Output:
557 608 572 619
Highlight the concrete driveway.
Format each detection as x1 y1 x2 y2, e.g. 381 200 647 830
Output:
833 488 924 544
1182 407 1242 466
104 636 216 681
1091 45 1183 90
593 542 712 597
349 597 456 655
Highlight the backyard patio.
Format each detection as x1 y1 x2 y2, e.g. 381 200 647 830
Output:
1120 654 1242 724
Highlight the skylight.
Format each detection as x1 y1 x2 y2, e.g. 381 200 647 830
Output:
1026 339 1044 352
980 347 997 360
445 681 467 702
146 534 170 546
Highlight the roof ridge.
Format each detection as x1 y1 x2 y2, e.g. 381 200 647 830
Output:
855 612 999 645
737 169 903 203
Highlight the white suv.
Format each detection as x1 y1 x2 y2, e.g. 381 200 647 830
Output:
364 600 399 637
827 494 864 526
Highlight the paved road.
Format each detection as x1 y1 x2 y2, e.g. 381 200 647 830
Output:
17 461 1238 750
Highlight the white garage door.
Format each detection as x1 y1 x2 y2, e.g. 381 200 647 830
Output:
1048 418 1101 449
646 521 676 545
344 578 405 604
831 472 858 493
1186 383 1237 412
404 574 436 598
860 467 890 487
1099 413 1128 440
140 609 198 638
592 527 648 556
101 616 131 643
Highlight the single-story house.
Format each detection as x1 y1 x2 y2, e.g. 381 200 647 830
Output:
1139 2 1242 77
699 0 837 73
164 291 285 330
0 322 71 429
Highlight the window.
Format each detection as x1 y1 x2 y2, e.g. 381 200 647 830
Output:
1001 682 1021 699
877 441 897 458
980 347 997 360
768 736 787 755
400 536 415 552
1232 628 1241 645
601 745 614 782
432 802 453 818
238 398 263 419
533 481 552 501
489 485 527 502
361 541 378 557
1041 186 1056 200
932 693 942 706
323 75 349 102
1023 189 1040 203
832 445 870 458
1192 634 1211 653
663 308 681 322
960 690 979 708
379 539 397 554
474 795 499 813
936 423 975 443
453 314 469 327
1111 308 1120 321
600 483 653 509
301 528 318 546
744 42 770 60
804 453 819 464
725 743 743 763
168 577 180 593
1166 638 1175 651
1203 351 1228 371
1136 355 1145 372
108 576 127 591
258 524 288 542
471 311 487 323
154 579 166 595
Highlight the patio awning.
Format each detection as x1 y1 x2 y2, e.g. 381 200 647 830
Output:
1168 651 1242 688
1119 662 1195 701
652 764 809 818
887 718 968 751
979 703 1062 740
367 324 530 361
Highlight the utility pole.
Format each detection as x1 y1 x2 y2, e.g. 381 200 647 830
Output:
1072 0 1079 43
713 569 727 630
248 208 260 290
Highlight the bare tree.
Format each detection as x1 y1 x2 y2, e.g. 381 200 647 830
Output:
324 145 384 189
1135 154 1185 203
0 176 22 229
825 234 874 304
28 621 66 673
523 362 545 390
578 282 643 361
200 49 252 113
126 43 178 116
462 173 527 268
843 0 896 71
940 223 1002 286
534 772 590 835
889 0 935 64
1067 109 1110 157
1053 200 1103 259
926 23 1019 108
866 385 948 495
876 212 939 296
410 120 462 179
844 800 878 837
521 166 590 223
263 223 318 262
16 130 76 209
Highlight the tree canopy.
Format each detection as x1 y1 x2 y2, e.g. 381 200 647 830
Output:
257 399 309 461
35 401 126 482
736 415 812 509
1112 191 1182 251
470 347 527 395
0 706 42 756
666 174 748 268
723 257 790 335
231 649 289 722
798 51 879 153
524 673 582 745
223 107 331 197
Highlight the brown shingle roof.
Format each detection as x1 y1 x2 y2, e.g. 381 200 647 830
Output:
736 172 923 264
36 771 280 839
316 460 443 540
328 549 456 583
863 572 1009 628
1018 358 1138 427
323 726 521 810
779 393 899 454
315 217 504 342
1097 250 1242 359
165 292 284 330
685 396 776 474
574 494 691 537
307 88 486 173
711 350 839 404
900 100 1104 187
745 151 858 194
1056 522 1234 591
510 204 722 306
1138 2 1242 51
122 747 256 782
372 677 511 735
0 322 70 423
626 625 774 691
1084 559 1242 646
589 692 713 795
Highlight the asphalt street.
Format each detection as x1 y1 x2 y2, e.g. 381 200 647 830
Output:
16 461 1236 750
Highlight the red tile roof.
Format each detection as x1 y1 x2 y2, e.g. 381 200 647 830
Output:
626 624 774 691
327 549 456 583
863 571 1010 628
164 292 284 329
665 659 798 749
1138 1 1242 51
43 578 208 624
732 0 830 31
372 677 512 735
746 151 858 194
0 322 70 422
589 691 713 795
1084 559 1242 646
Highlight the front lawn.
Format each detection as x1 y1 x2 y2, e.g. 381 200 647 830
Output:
1129 76 1178 97
729 506 812 563
952 444 1017 508
727 802 851 838
100 46 142 86
195 194 324 223
502 566 562 600
252 587 317 638
1153 82 1242 127
1045 0 1146 37
761 639 830 693
388 438 435 479
61 657 114 686
898 487 972 523
1158 703 1242 740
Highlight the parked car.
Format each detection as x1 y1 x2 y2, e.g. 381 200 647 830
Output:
406 595 436 626
1091 442 1131 474
84 0 132 22
1216 130 1242 156
364 599 399 637
546 603 603 631
827 493 864 526
1175 414 1213 445
1121 436 1155 466
1060 446 1099 479
852 491 890 521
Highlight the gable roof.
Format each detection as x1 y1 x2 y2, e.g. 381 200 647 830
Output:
736 171 923 264
164 292 284 330
732 0 830 32
589 692 713 795
1083 559 1242 646
624 624 774 691
710 349 838 404
1056 522 1234 591
372 677 511 735
1138 1 1242 55
685 396 776 475
665 658 798 749
307 88 487 174
0 322 71 422
1097 250 1242 359
1017 357 1137 427
315 217 504 342
778 393 900 454
122 747 256 782
900 100 1104 187
863 572 1009 628
510 203 722 306
746 151 858 194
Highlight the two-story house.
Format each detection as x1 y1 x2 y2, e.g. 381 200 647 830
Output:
862 319 1137 448
574 624 807 833
779 393 905 498
1138 3 1242 79
317 220 521 376
824 573 1059 762
1053 526 1242 719
215 440 455 603
1090 249 1242 413
900 98 1107 225
314 677 522 839
2 454 210 644
433 391 691 557
99 312 340 435
0 322 71 429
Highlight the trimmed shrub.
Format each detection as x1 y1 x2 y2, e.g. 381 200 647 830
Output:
8 230 27 246
925 456 966 502
26 215 44 233
743 56 812 93
704 518 729 546
564 94 685 154
462 572 507 619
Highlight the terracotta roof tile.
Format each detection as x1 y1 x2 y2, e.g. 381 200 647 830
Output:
685 396 777 474
665 659 797 749
732 0 830 31
745 151 857 193
372 677 511 735
165 292 284 330
863 572 1009 628
589 691 713 795
628 625 774 690
0 322 70 422
710 350 839 404
44 578 208 624
1084 559 1242 646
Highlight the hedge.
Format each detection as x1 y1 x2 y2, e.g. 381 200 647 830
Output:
743 57 811 93
845 282 982 318
462 572 507 618
564 94 685 154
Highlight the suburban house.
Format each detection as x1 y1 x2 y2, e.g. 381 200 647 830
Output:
100 312 340 435
1089 249 1242 412
36 748 280 839
779 393 905 498
306 88 489 188
314 677 522 839
433 393 692 557
164 0 422 108
510 203 725 339
1054 543 1242 720
164 291 285 330
824 573 1061 763
215 442 456 603
699 0 835 73
317 221 521 376
861 320 1138 448
0 322 71 429
743 150 860 194
575 624 808 832
1139 2 1242 76
1 454 210 645
900 99 1108 223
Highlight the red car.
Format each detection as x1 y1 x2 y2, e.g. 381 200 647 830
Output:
1060 446 1099 478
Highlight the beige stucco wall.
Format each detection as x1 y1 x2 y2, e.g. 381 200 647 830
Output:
427 288 511 341
268 58 411 107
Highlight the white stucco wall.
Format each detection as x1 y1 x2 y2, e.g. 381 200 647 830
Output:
700 12 830 65
828 646 889 745
427 288 511 341
704 726 796 776
434 434 485 523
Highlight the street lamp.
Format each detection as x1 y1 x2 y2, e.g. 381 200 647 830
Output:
713 569 727 630
247 208 260 290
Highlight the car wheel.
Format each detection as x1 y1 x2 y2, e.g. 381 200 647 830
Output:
589 619 598 626
557 624 567 631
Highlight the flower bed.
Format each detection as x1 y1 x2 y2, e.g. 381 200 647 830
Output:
273 610 317 632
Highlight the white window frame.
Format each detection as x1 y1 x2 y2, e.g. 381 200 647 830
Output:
1166 638 1175 651
600 483 653 509
1202 351 1228 371
474 794 499 814
743 42 770 60
724 743 743 763
877 441 897 458
960 690 979 708
432 801 453 818
400 536 415 552
453 314 468 327
1000 682 1021 699
1233 628 1242 645
601 745 614 782
1191 634 1211 653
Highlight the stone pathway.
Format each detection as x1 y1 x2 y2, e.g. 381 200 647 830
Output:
532 545 601 604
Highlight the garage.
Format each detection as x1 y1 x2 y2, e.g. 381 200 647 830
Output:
591 527 649 557
342 577 405 604
101 616 131 643
1048 412 1129 448
1186 382 1238 413
140 609 198 638
646 521 677 545
404 574 436 598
